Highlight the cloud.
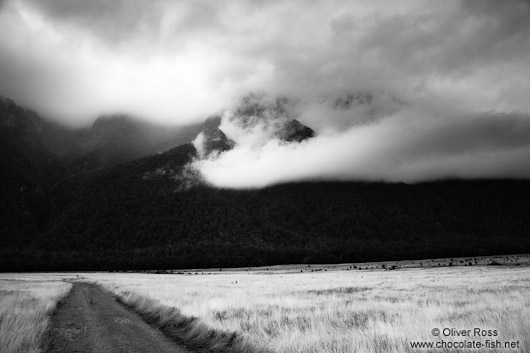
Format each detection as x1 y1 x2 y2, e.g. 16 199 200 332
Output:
0 0 249 126
193 105 530 188
1 0 529 123
1 0 530 183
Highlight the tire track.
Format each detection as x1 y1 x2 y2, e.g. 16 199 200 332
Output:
47 283 191 353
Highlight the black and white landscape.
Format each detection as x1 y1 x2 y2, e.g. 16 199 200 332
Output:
1 1 530 353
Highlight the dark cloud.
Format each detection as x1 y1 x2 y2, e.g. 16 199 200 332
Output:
1 0 530 184
22 0 158 44
449 0 530 68
401 113 530 159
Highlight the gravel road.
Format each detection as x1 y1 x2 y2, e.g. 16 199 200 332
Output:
47 282 190 353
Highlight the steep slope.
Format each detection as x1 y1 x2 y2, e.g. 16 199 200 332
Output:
2 94 530 271
229 94 315 142
0 96 56 247
195 115 235 157
0 94 199 252
193 96 314 157
64 114 201 175
7 141 530 271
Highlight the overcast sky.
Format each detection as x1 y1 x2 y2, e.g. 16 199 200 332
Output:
1 0 530 185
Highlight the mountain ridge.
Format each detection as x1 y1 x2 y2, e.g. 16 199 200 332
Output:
1 93 530 271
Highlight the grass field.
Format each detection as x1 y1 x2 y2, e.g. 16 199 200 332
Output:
88 260 530 353
1 257 529 353
0 276 71 353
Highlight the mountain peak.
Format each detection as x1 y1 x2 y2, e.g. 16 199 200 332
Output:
193 95 314 158
278 119 314 142
91 113 137 132
229 94 314 143
0 95 44 136
88 114 145 147
194 115 235 157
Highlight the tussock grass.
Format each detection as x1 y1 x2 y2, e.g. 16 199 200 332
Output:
90 266 530 353
115 290 272 353
0 278 71 353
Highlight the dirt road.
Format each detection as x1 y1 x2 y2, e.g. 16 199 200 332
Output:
47 283 190 353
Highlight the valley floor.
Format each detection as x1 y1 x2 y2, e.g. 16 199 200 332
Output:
1 255 529 353
91 263 530 353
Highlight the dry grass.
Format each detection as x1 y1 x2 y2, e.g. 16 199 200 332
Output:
86 265 530 353
0 275 72 353
1 264 528 353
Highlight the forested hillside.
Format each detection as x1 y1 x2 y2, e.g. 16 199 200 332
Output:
2 95 530 271
2 142 529 271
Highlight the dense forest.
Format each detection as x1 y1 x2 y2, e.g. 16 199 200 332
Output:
2 142 530 271
2 95 530 271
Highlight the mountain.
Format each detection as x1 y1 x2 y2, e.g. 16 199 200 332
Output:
1 93 530 271
0 96 57 248
194 95 314 157
0 95 199 251
278 119 314 142
195 115 235 157
8 146 529 271
63 114 201 175
229 94 315 142
3 131 530 271
0 96 44 137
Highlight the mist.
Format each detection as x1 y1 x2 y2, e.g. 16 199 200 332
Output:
1 0 530 185
193 101 530 188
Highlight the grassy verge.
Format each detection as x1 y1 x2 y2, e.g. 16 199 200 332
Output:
0 279 72 353
113 289 271 353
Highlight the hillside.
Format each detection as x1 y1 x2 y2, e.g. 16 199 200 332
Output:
62 114 201 176
3 141 530 270
0 95 200 251
1 94 530 271
0 96 58 248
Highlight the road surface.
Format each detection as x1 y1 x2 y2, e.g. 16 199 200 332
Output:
48 282 190 353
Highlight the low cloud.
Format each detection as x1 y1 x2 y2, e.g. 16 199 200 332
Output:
193 103 530 188
1 0 530 183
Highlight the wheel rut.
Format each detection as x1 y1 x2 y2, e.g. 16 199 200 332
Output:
47 283 191 353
